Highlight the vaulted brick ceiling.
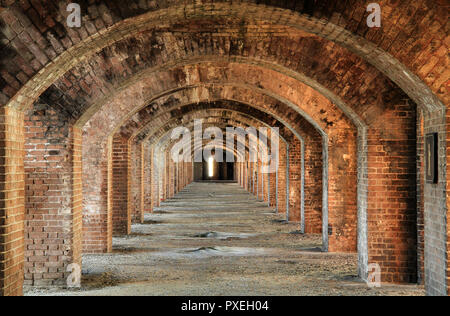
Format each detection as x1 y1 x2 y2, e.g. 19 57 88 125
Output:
0 0 447 113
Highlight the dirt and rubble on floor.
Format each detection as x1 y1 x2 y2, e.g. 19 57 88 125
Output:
25 183 424 296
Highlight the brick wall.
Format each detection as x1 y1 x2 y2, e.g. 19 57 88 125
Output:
423 108 447 295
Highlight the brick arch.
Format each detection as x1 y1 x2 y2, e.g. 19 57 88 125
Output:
126 109 297 218
81 71 346 253
154 121 269 201
120 117 266 233
77 61 421 285
95 78 345 234
109 94 356 251
131 100 310 142
11 30 436 292
140 103 322 226
124 103 318 233
156 122 285 207
81 66 358 248
0 1 445 113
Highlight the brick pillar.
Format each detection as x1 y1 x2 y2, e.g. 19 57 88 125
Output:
130 142 144 224
304 136 323 234
24 106 82 287
174 162 178 195
178 163 181 192
269 170 277 208
150 148 157 211
0 108 25 296
162 154 166 201
277 141 287 215
157 154 163 207
111 135 131 236
241 162 244 188
177 163 181 193
416 109 425 285
367 101 417 283
248 162 251 192
446 108 450 296
165 153 170 199
239 163 243 187
264 169 269 204
161 154 166 202
257 159 262 201
185 163 188 187
327 128 358 253
245 162 249 190
243 162 246 190
244 162 247 190
253 162 257 195
256 160 260 199
239 162 242 187
288 138 302 222
83 134 112 254
170 161 175 198
250 162 254 194
140 143 146 219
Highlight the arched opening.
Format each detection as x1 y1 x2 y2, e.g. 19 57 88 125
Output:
198 151 235 182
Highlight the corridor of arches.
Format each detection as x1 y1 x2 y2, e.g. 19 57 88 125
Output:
0 0 448 296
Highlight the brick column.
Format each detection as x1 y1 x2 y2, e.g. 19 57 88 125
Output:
367 101 418 283
288 138 302 223
326 128 358 254
83 136 111 254
162 154 166 202
24 106 82 287
0 108 25 296
150 147 158 211
277 141 287 215
269 170 277 209
263 168 269 204
130 142 144 224
445 108 450 296
111 135 131 236
303 137 323 234
247 161 251 192
257 159 262 201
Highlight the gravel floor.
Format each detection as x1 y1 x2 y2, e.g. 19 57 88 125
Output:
25 182 424 296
